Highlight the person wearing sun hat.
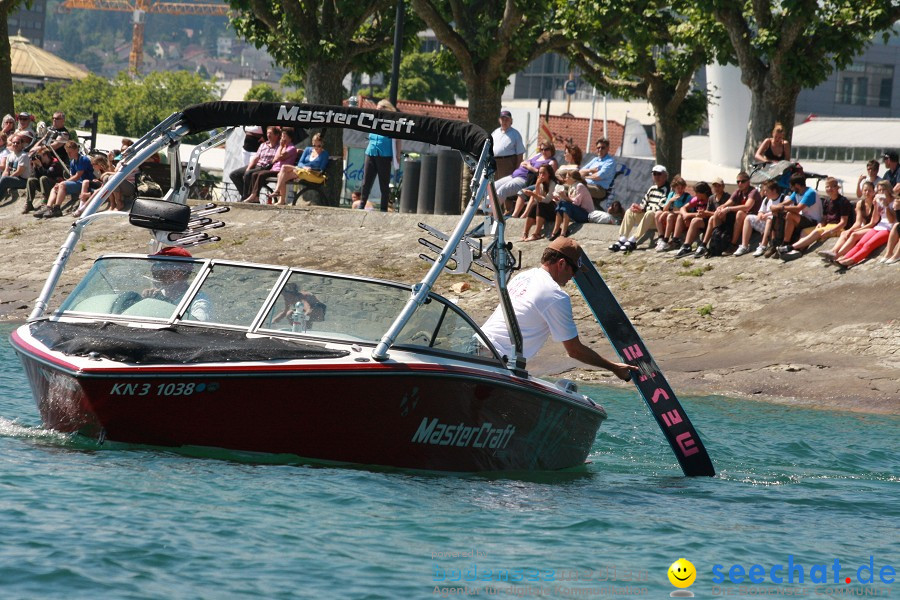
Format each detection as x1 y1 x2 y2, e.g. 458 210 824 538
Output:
480 237 636 380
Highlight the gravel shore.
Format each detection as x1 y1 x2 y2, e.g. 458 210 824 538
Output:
2 200 897 415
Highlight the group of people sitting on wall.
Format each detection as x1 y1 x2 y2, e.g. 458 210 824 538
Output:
491 111 625 241
0 111 139 219
228 125 330 206
605 149 900 268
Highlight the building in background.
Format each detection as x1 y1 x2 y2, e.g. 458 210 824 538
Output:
7 0 47 47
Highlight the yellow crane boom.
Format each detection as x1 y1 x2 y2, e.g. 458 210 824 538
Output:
58 0 230 72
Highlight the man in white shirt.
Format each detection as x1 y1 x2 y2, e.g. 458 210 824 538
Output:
491 110 525 180
481 237 635 380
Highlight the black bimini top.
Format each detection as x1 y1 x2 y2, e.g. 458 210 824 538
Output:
180 101 491 162
30 320 349 365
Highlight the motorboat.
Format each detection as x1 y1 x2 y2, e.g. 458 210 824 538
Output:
10 102 610 472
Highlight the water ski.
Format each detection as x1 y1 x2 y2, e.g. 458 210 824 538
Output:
573 250 715 477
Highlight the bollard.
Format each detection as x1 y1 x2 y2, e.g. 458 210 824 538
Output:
417 154 437 215
434 150 463 215
399 158 421 214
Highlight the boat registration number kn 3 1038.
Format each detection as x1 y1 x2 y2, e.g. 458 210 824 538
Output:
412 418 515 449
109 382 213 396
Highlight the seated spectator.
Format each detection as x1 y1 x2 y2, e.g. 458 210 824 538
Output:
229 125 280 201
0 135 33 201
672 181 714 257
107 138 134 165
770 173 821 252
24 147 64 214
654 175 691 251
778 177 853 259
244 127 299 204
45 112 71 163
554 144 583 179
1 114 14 137
272 132 329 206
879 207 900 265
580 137 615 204
15 113 36 148
350 190 372 211
857 159 880 198
511 143 578 218
610 165 670 252
733 179 781 257
549 170 591 240
882 151 900 195
835 180 895 268
495 143 557 213
519 164 558 242
34 141 94 219
72 155 111 217
688 179 735 257
726 172 764 249
754 122 791 164
0 132 9 173
819 180 878 263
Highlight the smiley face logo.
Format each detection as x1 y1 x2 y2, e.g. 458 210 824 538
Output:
668 558 696 588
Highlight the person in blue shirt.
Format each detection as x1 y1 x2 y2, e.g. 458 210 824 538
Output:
770 173 821 251
579 137 616 204
360 99 399 212
35 141 94 219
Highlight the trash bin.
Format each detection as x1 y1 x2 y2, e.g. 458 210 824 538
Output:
434 150 462 215
417 154 437 215
399 158 420 214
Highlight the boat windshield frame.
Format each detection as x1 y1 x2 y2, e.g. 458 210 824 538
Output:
54 254 506 366
28 101 526 373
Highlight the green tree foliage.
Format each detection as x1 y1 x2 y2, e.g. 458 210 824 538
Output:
14 71 218 139
279 71 304 103
226 0 402 204
410 0 573 133
689 0 900 166
14 74 114 127
565 0 720 174
393 51 466 104
105 71 218 137
227 0 397 105
0 0 32 116
244 83 282 102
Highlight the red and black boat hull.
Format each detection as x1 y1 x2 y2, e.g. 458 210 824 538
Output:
13 335 606 472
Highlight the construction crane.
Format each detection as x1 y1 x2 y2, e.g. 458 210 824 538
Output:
59 0 230 73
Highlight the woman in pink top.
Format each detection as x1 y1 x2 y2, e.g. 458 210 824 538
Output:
836 180 895 267
549 170 592 240
244 128 299 204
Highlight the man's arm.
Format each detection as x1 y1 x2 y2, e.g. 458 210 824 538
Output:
561 337 636 381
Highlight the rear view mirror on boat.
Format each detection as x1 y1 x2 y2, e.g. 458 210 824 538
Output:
129 199 191 232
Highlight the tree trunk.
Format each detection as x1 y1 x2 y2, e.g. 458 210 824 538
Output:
653 110 684 178
304 61 348 207
0 10 14 118
465 76 503 139
461 75 503 206
742 73 801 168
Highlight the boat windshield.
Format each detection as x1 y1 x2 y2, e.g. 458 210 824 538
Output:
58 256 500 362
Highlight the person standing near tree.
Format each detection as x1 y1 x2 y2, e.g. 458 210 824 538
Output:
360 99 401 212
492 110 525 180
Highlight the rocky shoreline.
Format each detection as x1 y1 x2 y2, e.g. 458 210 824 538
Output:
1 200 896 415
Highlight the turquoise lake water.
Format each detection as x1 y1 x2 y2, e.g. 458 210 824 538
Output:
0 322 897 599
